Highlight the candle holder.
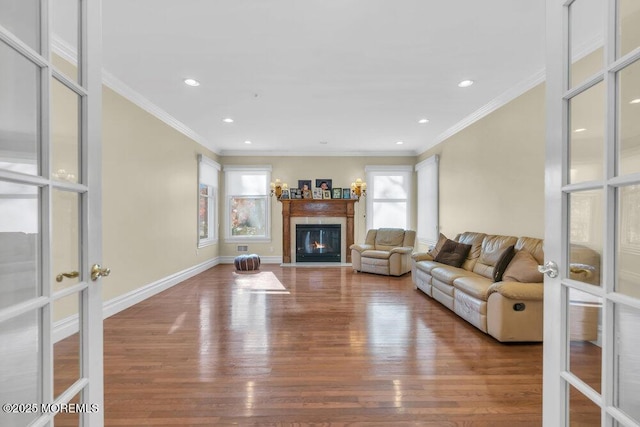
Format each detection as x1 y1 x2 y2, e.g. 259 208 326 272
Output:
350 178 367 199
270 179 288 200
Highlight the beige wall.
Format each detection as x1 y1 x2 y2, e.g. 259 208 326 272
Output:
218 156 416 259
416 83 546 249
101 87 220 304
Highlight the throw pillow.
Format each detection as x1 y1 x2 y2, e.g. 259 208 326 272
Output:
434 239 472 268
493 245 515 282
502 250 544 283
429 233 448 258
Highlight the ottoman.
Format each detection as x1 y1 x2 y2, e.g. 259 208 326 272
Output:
234 254 261 271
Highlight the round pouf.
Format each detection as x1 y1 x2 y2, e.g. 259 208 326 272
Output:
234 254 261 271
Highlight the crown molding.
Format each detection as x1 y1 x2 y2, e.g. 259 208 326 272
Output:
100 70 219 154
419 36 606 156
219 149 419 157
51 35 220 155
422 67 546 154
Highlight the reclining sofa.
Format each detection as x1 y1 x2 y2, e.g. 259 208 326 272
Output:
351 228 416 276
412 232 545 342
412 231 600 342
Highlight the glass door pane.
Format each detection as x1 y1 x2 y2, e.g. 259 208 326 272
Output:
51 79 80 184
569 0 604 88
52 0 80 84
0 1 40 52
0 181 39 309
569 82 605 184
617 185 640 297
618 0 640 59
617 59 640 177
0 41 39 176
0 309 41 427
568 288 602 393
614 304 640 423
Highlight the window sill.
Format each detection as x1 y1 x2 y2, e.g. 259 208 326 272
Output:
225 237 271 244
198 239 218 248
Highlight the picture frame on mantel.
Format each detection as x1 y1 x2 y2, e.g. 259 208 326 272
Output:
342 188 351 199
332 188 342 199
315 179 332 191
312 188 323 199
298 180 312 192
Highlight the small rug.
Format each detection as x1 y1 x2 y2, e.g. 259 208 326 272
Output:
232 271 290 294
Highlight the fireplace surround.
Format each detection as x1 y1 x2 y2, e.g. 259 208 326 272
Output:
280 199 356 264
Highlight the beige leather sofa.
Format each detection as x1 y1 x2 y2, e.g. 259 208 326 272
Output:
412 232 545 342
351 228 416 276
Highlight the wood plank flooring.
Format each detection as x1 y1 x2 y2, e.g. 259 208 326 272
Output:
54 264 547 426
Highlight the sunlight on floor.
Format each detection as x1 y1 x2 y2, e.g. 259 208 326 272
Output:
232 271 290 294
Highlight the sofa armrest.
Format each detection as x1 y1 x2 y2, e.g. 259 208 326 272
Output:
390 246 413 255
350 244 375 253
412 252 434 262
488 281 543 301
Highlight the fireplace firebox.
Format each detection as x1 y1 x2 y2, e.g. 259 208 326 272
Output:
295 224 341 262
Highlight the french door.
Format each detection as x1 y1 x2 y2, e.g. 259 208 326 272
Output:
0 1 105 426
545 0 640 425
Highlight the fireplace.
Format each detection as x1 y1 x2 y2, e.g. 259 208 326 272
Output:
280 199 356 264
296 224 341 262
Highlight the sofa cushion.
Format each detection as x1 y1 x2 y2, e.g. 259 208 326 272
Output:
429 233 448 258
488 281 544 301
430 265 477 286
456 232 487 271
503 250 544 283
434 239 471 268
453 275 494 301
361 249 391 260
472 235 518 279
413 260 441 274
514 236 544 265
493 245 515 282
374 228 405 251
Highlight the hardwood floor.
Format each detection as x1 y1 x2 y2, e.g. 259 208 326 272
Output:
54 264 545 426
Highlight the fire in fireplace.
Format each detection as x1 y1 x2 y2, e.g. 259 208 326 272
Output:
295 224 341 262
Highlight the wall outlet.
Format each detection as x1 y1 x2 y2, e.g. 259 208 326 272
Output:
237 245 248 252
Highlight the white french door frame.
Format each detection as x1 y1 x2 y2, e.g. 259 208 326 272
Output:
545 0 640 426
0 0 104 425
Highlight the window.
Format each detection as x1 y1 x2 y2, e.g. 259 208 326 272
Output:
198 155 220 247
365 165 412 230
224 165 271 241
415 155 439 247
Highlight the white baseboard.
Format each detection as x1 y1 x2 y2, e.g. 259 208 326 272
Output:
220 255 283 264
53 257 220 343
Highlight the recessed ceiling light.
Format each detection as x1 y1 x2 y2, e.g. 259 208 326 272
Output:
319 141 328 145
630 98 640 104
244 140 252 144
223 118 234 123
183 78 200 87
574 128 587 133
458 80 474 88
418 119 429 124
396 141 404 145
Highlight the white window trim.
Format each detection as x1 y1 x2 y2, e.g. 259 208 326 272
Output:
415 155 439 248
223 165 272 243
365 165 413 231
198 155 220 247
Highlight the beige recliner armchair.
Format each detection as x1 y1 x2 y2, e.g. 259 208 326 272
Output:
350 228 416 276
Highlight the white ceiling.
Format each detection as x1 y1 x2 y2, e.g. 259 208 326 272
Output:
57 1 547 156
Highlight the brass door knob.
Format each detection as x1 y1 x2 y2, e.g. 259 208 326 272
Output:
56 271 80 282
91 264 111 281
